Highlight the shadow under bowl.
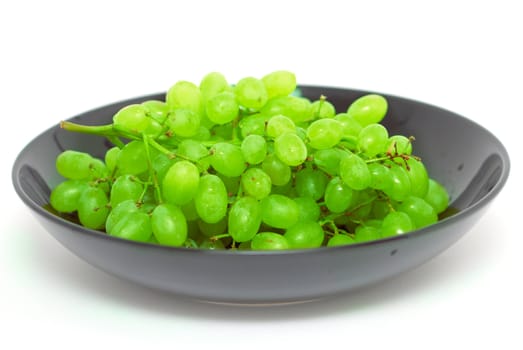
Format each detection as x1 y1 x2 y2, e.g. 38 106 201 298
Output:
12 86 510 304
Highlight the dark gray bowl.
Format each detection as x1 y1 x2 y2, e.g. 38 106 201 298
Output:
12 86 510 304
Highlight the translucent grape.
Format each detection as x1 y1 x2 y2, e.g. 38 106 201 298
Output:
166 108 201 138
383 163 412 201
56 150 93 180
397 196 438 229
294 196 321 221
116 141 148 175
311 99 336 119
324 177 353 213
206 92 239 125
347 94 388 126
339 153 371 190
405 158 429 198
424 179 450 214
251 232 289 250
266 115 296 138
355 225 381 243
110 211 152 242
294 168 328 200
274 132 308 166
238 113 265 138
241 134 267 165
162 160 200 205
105 199 140 235
50 179 88 213
368 162 392 190
104 147 120 174
327 234 356 247
199 72 230 102
142 100 169 124
388 135 412 155
77 186 110 230
228 196 262 242
261 96 313 123
110 175 143 208
112 104 150 133
151 203 188 246
334 113 363 142
166 80 202 114
194 174 228 223
284 221 324 249
210 142 246 177
261 70 297 99
176 139 209 163
260 194 299 229
241 168 272 200
235 77 268 110
381 211 414 237
306 118 343 149
358 123 389 157
312 148 347 176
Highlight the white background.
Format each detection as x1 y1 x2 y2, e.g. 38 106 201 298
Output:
1 1 521 349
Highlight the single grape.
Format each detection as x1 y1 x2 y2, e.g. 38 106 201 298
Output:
241 167 272 200
355 225 381 243
387 135 412 155
49 179 88 213
206 91 239 125
397 196 438 229
56 150 93 180
166 108 201 138
260 194 299 229
105 199 140 234
166 80 202 115
238 113 266 138
199 72 230 103
424 178 450 214
284 220 324 249
334 113 363 142
261 96 313 123
241 134 267 165
312 148 347 176
381 211 414 237
274 132 308 167
383 163 412 201
306 118 343 149
294 168 328 201
110 211 152 243
104 147 120 174
194 174 228 223
261 70 296 99
77 186 110 230
368 162 392 190
266 115 296 138
162 160 200 205
261 153 292 186
142 100 169 124
251 232 290 250
327 234 356 247
112 104 150 133
311 99 336 119
176 139 209 163
210 142 246 177
339 153 371 190
151 203 188 246
110 174 143 208
116 141 148 175
358 123 389 157
235 77 268 110
228 196 262 242
294 196 321 221
347 94 388 126
405 158 429 198
324 177 353 213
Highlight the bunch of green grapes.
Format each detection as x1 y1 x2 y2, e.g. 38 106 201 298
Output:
51 70 450 250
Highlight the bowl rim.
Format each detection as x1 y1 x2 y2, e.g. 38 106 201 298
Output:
12 85 511 256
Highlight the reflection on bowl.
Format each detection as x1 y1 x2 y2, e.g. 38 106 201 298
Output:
12 86 510 303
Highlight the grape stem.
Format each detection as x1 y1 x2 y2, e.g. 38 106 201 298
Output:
209 233 230 242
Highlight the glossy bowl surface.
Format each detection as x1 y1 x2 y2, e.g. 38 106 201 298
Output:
12 86 510 303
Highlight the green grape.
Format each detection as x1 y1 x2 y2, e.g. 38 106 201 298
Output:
177 139 209 163
387 135 413 155
228 196 262 242
238 113 266 138
152 153 176 184
383 163 411 201
77 186 110 230
56 150 93 180
311 99 336 119
104 147 120 174
347 94 388 126
324 177 353 213
405 158 429 198
274 132 308 166
251 232 290 250
284 221 324 249
312 148 347 175
199 239 225 250
190 126 212 141
334 113 363 142
112 104 150 133
89 158 108 180
197 217 227 237
105 199 140 234
199 72 230 102
241 134 267 165
266 115 296 138
262 153 292 186
294 196 321 221
166 108 201 138
206 91 239 125
181 200 199 221
209 123 233 141
371 200 391 219
294 168 328 200
339 153 371 190
355 225 381 243
50 179 88 213
397 196 438 229
235 77 268 110
368 162 392 190
116 141 148 175
110 175 143 208
151 203 188 246
162 160 200 205
260 194 299 229
110 211 152 242
327 234 356 247
306 118 343 149
261 96 313 123
241 168 272 200
218 174 240 197
194 174 228 223
210 142 246 177
261 70 297 99
381 211 414 237
166 80 202 114
142 100 169 124
358 123 389 157
424 179 450 214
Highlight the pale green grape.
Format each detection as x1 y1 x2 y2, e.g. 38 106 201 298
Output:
113 104 150 133
251 232 289 250
228 196 262 242
266 115 296 138
324 177 353 213
166 80 202 114
176 139 209 163
358 123 389 157
235 77 268 110
110 175 143 208
397 196 438 229
210 142 246 177
241 134 267 165
334 113 363 142
387 135 412 155
241 168 272 200
56 150 93 180
347 94 388 126
194 174 228 223
405 158 429 198
284 221 324 249
116 141 148 175
104 147 120 174
260 194 299 229
368 162 392 190
142 100 169 124
166 108 201 138
77 187 110 230
383 163 411 201
105 199 140 235
50 180 88 213
340 153 371 190
261 96 313 123
199 72 230 102
311 99 336 119
206 92 239 124
238 113 265 138
162 160 200 205
312 148 347 176
274 132 308 166
261 70 296 99
306 118 343 149
151 203 188 246
424 178 450 214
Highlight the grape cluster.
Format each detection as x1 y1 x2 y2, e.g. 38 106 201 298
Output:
51 71 450 250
